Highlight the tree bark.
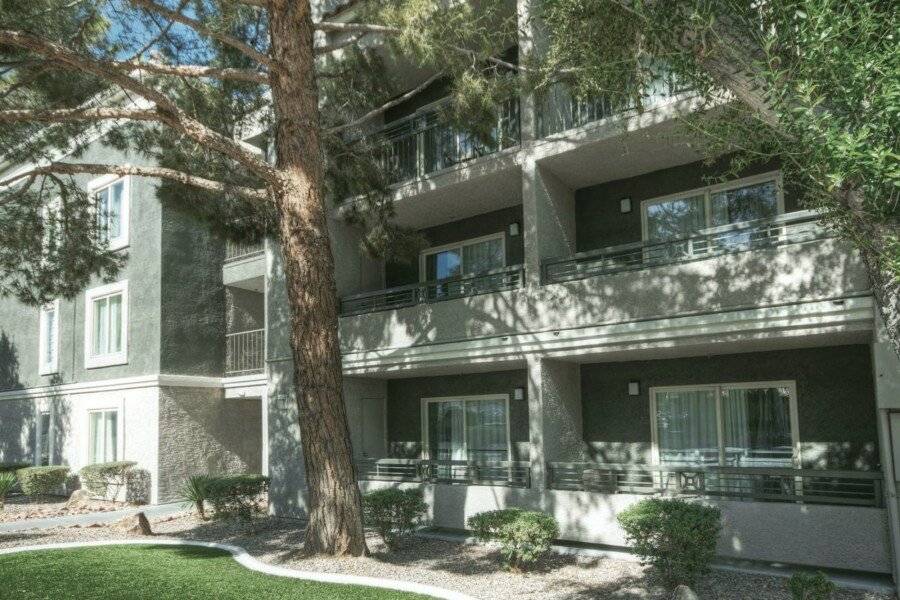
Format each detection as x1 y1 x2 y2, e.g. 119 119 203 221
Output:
266 0 367 556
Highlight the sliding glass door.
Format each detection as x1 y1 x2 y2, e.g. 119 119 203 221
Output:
424 396 510 479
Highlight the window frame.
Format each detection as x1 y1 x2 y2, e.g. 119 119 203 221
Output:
420 393 512 462
84 280 129 369
86 408 120 465
88 175 130 251
648 380 801 468
38 299 60 375
418 232 506 283
640 171 785 243
34 408 55 466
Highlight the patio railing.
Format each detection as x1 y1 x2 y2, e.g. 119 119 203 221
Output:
373 97 520 186
547 463 884 508
542 211 826 285
340 265 525 316
225 239 264 262
225 328 265 376
356 458 531 488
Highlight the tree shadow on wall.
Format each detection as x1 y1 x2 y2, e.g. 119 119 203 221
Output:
0 331 22 392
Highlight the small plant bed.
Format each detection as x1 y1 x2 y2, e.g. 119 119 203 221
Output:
0 494 126 523
0 545 431 600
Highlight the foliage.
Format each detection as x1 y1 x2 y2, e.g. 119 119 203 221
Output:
0 472 17 508
789 571 836 600
0 462 30 473
205 474 269 520
16 465 69 496
79 461 136 500
179 474 213 520
617 499 722 588
362 488 428 549
468 508 558 570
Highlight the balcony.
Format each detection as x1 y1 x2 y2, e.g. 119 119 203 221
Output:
225 239 264 262
225 328 265 376
548 463 884 508
340 265 524 316
374 98 520 187
542 211 826 285
356 458 531 488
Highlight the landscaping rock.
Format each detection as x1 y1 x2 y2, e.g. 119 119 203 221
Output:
112 512 152 535
673 585 699 600
65 489 93 510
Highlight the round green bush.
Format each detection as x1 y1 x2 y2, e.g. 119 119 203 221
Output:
206 474 269 520
468 508 558 571
467 508 524 542
16 466 70 496
362 488 428 549
79 461 136 499
617 498 722 588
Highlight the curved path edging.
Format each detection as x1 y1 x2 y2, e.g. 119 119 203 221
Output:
0 539 479 600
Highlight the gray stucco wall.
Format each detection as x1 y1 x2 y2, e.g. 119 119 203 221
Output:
574 158 792 252
0 398 34 464
157 386 262 502
581 345 878 469
385 205 525 288
386 370 530 460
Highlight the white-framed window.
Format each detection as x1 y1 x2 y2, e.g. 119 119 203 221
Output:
35 409 54 466
419 233 506 282
421 394 511 465
641 172 784 244
38 299 60 375
89 175 130 250
88 409 118 464
649 381 800 468
84 280 128 369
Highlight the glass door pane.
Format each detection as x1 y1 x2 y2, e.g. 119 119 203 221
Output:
722 386 793 467
465 399 508 463
462 238 504 275
645 195 706 261
93 298 107 355
656 389 719 465
427 401 464 479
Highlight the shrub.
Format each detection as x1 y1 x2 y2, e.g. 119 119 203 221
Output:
0 462 30 474
79 461 136 500
468 508 558 571
125 469 151 504
0 472 16 508
16 466 69 496
789 572 836 600
180 475 213 519
362 488 428 549
618 498 722 588
206 474 269 520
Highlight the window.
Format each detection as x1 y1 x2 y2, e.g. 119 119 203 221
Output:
642 173 783 248
421 234 505 282
88 409 118 464
36 410 53 466
651 382 798 468
38 299 60 375
90 176 129 250
422 395 510 466
84 281 128 368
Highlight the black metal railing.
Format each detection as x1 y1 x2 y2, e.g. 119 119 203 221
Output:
356 458 531 488
340 265 524 316
542 211 826 285
225 240 264 262
373 98 520 186
548 463 884 508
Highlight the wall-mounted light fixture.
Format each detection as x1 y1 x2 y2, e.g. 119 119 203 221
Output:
509 222 520 237
628 380 641 396
620 197 632 214
513 387 525 400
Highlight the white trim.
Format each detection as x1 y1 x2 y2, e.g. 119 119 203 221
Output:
88 175 131 251
38 299 60 375
0 540 478 600
0 374 230 401
84 280 129 369
420 393 512 461
649 380 800 467
418 232 506 283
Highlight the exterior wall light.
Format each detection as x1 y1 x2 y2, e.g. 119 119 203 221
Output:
620 197 632 213
628 380 641 396
509 222 520 237
513 387 525 400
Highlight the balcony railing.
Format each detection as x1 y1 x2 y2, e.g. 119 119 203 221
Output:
374 98 520 186
542 211 826 285
225 239 264 262
356 458 531 488
340 265 525 316
225 328 265 376
548 463 884 508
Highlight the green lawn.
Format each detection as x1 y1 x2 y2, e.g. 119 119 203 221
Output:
0 545 432 599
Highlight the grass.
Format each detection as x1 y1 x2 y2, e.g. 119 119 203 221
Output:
0 545 433 599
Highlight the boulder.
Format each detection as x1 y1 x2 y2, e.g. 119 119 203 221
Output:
65 489 93 510
672 585 699 600
112 511 152 536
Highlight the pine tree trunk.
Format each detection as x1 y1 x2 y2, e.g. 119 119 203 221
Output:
267 0 367 556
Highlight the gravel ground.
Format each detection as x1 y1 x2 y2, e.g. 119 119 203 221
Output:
0 513 893 600
0 495 125 523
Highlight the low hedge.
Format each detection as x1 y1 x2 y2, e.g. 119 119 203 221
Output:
467 508 558 571
0 462 30 474
79 461 137 500
206 474 269 520
16 466 69 496
362 488 428 549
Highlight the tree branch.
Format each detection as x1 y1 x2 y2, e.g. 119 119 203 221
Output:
315 22 401 35
0 107 160 124
0 163 269 201
237 0 268 7
328 72 442 135
128 0 273 69
111 60 269 83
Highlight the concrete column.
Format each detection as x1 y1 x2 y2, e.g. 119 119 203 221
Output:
522 158 577 287
527 355 584 491
872 314 900 583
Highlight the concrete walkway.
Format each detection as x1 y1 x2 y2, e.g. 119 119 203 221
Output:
0 502 184 534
